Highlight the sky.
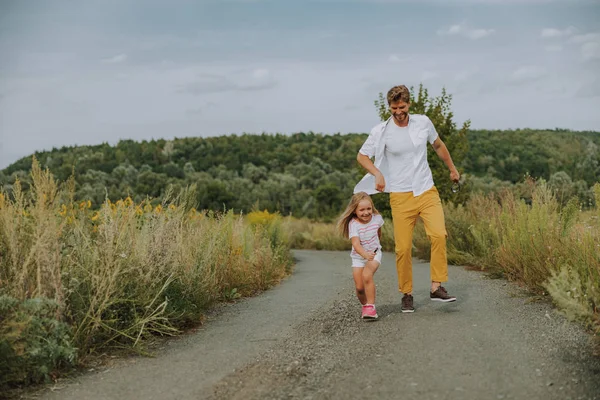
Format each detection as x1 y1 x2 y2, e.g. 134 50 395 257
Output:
1 0 599 169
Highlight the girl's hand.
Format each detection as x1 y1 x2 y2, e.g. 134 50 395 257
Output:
365 251 376 261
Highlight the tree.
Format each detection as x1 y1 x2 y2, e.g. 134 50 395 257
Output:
374 84 470 204
548 171 574 205
314 183 344 219
196 179 235 211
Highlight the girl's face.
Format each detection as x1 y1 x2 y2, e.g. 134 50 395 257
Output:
355 199 373 223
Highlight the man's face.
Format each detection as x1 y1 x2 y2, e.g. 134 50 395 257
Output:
389 100 410 123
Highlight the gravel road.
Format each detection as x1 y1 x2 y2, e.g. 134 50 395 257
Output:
37 250 599 400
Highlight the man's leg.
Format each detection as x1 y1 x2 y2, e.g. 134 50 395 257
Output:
418 187 456 301
390 192 418 295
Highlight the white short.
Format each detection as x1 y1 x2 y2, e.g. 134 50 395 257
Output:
351 250 382 268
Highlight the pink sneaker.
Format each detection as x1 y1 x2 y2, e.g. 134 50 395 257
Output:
361 304 378 320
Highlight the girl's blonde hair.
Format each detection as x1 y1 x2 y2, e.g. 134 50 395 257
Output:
336 192 379 238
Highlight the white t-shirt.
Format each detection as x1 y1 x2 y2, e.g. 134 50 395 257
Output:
348 214 384 258
355 114 439 197
384 122 416 192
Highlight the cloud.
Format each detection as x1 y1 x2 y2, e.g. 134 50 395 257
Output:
252 68 269 80
185 101 217 116
567 32 600 61
540 27 576 38
312 0 597 3
510 66 546 83
437 24 495 40
465 28 496 40
581 41 600 61
575 77 600 98
420 71 439 81
178 73 233 95
570 32 600 44
544 45 563 52
102 54 127 64
454 68 480 82
178 68 277 95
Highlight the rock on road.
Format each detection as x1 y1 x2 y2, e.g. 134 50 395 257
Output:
39 250 599 400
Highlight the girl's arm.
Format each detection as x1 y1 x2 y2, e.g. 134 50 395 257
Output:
378 227 382 240
351 236 373 260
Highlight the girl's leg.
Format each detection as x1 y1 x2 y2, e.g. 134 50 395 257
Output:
352 267 367 305
362 261 380 305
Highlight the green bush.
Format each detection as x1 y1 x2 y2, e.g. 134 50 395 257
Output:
0 295 76 389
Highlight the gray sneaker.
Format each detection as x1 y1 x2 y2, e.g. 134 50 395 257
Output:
430 286 457 302
401 294 414 313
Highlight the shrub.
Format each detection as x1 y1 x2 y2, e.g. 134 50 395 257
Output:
0 296 76 389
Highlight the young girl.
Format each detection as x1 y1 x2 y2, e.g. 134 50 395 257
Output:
337 192 384 320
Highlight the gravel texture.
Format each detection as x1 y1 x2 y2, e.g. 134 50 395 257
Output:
33 250 599 400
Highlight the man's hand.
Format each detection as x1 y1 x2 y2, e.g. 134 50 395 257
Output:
375 172 386 192
432 138 460 183
450 168 460 183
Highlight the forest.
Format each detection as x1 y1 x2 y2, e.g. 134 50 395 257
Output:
2 86 599 219
2 127 598 220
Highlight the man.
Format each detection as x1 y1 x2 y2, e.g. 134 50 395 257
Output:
355 85 459 313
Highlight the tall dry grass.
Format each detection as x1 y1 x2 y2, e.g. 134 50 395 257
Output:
286 182 599 339
0 158 292 370
285 216 395 252
413 181 600 337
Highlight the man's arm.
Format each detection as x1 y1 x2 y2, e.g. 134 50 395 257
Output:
357 153 386 192
432 138 460 182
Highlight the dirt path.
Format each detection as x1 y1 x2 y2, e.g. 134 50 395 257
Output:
38 250 599 400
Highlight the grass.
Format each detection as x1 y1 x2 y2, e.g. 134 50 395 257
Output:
285 215 396 252
0 158 293 389
289 181 600 343
2 158 598 388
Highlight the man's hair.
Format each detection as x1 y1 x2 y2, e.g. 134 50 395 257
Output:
387 85 410 104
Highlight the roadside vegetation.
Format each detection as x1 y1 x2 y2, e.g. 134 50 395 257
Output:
1 85 598 391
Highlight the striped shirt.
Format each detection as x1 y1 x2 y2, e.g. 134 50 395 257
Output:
348 214 384 258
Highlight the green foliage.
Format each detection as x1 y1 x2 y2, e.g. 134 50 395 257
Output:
0 296 76 390
465 129 600 187
0 164 294 388
1 134 366 219
2 88 599 218
411 182 600 339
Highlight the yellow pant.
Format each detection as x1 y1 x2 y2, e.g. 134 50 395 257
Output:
390 186 448 294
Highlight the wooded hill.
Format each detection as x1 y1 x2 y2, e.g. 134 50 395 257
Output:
2 128 599 220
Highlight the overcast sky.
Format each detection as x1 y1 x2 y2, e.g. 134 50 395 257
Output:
1 0 599 169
